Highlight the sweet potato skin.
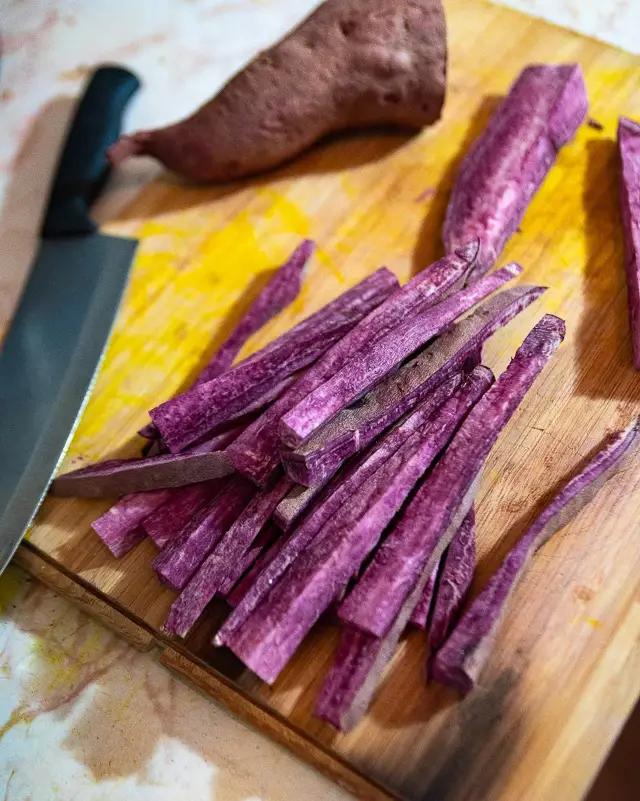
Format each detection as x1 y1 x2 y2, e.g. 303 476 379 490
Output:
108 0 446 182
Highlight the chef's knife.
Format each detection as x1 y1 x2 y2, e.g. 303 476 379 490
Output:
0 65 141 573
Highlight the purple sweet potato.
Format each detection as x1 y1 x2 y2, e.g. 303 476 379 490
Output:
618 117 640 369
224 366 493 683
227 243 478 486
316 541 439 731
275 372 464 532
226 530 290 609
409 558 441 629
217 523 280 598
151 269 398 453
91 489 172 558
153 476 256 590
338 315 565 640
282 284 546 486
142 480 222 549
431 418 640 694
428 507 476 650
214 372 466 646
108 0 447 183
315 627 383 730
444 64 588 279
50 449 233 498
164 476 293 637
279 263 521 447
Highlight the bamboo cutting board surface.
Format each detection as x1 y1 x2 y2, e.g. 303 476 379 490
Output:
16 1 640 799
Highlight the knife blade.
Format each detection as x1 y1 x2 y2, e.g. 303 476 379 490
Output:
0 65 141 573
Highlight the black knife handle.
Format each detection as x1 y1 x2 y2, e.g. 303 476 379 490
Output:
41 65 141 239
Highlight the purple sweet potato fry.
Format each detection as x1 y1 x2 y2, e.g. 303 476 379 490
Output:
223 367 493 683
142 480 222 549
315 627 383 730
282 284 546 486
338 315 565 640
274 372 464 531
217 523 280 598
444 64 588 279
279 262 521 447
431 418 640 694
226 529 290 609
91 489 172 558
316 532 442 731
164 476 292 637
153 476 256 590
214 373 465 646
151 269 398 453
50 450 233 498
428 507 476 650
618 117 640 369
409 557 441 629
227 244 478 486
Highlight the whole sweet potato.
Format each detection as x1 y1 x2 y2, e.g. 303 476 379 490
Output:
108 0 447 181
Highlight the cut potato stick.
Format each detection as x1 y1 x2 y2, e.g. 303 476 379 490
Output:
431 417 640 693
338 315 565 639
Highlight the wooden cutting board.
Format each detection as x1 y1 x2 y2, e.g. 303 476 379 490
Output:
15 1 640 799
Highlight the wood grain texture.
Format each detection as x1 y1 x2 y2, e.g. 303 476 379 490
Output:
16 1 640 799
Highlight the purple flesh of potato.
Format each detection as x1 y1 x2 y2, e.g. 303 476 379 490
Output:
150 269 398 453
142 480 223 549
316 537 443 731
431 418 640 694
223 366 493 683
409 557 441 629
164 477 293 637
315 627 383 730
217 523 280 598
91 489 172 558
226 530 290 609
214 373 465 646
282 284 546 487
618 117 640 368
138 240 311 441
153 476 256 590
279 262 521 447
226 243 478 487
428 506 476 651
50 450 233 498
273 371 463 532
338 315 565 640
443 63 588 279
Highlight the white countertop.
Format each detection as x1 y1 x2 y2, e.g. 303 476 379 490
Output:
0 2 637 799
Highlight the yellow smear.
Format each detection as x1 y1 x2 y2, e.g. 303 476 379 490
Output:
586 618 602 629
315 246 345 283
0 568 24 614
